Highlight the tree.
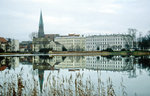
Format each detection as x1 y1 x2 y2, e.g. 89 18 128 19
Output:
138 31 150 50
29 32 38 40
128 28 137 41
39 48 52 53
0 48 4 53
128 28 137 48
62 46 67 51
97 47 99 50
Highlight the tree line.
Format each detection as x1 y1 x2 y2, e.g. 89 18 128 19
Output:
138 31 150 50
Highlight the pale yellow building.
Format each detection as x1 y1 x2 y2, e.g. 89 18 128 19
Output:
55 34 85 51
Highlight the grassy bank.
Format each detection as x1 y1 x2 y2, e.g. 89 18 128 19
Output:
0 52 31 55
0 51 150 56
50 51 150 56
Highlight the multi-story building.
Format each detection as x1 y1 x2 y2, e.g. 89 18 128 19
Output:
55 34 85 51
10 39 19 52
6 38 19 52
86 34 133 51
19 41 32 52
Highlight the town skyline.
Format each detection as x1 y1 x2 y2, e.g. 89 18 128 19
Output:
0 0 150 41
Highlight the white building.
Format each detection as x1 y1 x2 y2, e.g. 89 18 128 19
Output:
10 39 19 52
55 34 85 51
86 34 133 51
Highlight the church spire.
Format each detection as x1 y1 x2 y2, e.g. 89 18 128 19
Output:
38 11 45 38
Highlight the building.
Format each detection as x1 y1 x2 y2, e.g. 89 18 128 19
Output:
55 34 85 51
86 34 133 51
0 38 19 52
20 41 32 52
32 38 51 52
49 41 62 51
0 37 7 52
32 38 62 52
10 39 19 52
32 11 63 52
45 34 60 41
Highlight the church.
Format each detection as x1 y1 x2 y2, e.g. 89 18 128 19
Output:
32 11 63 52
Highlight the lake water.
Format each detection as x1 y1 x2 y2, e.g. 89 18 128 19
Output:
0 55 150 96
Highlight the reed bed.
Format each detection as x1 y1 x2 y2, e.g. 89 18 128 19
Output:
0 68 126 96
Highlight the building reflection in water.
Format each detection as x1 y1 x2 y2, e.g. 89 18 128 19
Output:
54 56 85 70
86 56 134 71
32 55 135 71
32 56 66 92
0 55 136 92
0 56 19 71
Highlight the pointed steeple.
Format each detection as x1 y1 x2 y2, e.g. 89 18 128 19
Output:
39 11 43 27
38 11 45 38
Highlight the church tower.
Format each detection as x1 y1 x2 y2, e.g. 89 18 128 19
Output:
38 11 45 38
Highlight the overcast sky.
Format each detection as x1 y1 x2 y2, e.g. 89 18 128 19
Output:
0 0 150 41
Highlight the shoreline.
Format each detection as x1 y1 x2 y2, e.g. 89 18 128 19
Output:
0 51 150 56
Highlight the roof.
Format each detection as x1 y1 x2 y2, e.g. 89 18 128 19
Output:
86 34 132 38
0 37 7 43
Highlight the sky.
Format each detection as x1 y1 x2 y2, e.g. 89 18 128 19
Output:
0 0 150 41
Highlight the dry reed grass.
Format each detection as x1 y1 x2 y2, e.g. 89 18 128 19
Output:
0 69 126 96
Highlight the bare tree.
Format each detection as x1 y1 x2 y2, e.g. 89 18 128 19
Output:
128 28 137 41
29 32 38 40
128 28 138 48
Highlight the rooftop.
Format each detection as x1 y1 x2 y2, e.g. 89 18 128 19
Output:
0 37 7 43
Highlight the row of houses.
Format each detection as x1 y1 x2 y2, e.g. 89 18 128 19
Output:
32 12 134 52
32 33 134 52
0 37 19 52
0 33 134 53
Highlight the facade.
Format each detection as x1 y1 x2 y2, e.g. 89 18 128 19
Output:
49 41 62 51
32 38 62 52
32 38 51 52
86 34 133 51
10 39 19 52
55 34 85 51
0 38 19 52
19 41 32 52
86 56 133 71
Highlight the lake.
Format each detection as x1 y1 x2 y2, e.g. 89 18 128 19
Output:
0 55 150 96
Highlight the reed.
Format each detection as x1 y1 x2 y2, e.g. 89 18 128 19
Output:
0 70 127 96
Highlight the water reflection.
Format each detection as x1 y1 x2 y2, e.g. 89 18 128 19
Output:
1 56 150 78
30 55 134 71
0 56 19 71
86 56 133 71
1 55 148 72
0 55 150 95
